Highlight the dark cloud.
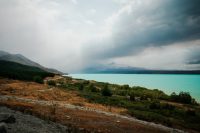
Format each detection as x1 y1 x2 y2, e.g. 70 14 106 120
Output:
85 0 200 59
187 48 200 65
188 60 200 64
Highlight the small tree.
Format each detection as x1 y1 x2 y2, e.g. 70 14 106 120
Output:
170 91 192 104
170 92 178 101
123 84 130 90
33 76 43 84
129 92 135 101
101 84 112 96
89 84 98 92
47 80 56 86
178 92 191 104
78 83 84 91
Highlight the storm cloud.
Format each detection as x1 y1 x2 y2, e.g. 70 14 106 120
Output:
0 0 200 72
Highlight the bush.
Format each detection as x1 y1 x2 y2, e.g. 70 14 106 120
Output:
179 92 192 104
89 84 98 92
122 84 130 90
33 76 43 84
161 103 175 110
101 84 112 97
47 80 56 86
149 101 161 109
78 83 84 91
186 109 196 116
129 92 135 101
170 92 192 104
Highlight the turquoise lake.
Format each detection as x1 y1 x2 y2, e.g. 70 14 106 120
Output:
70 74 200 102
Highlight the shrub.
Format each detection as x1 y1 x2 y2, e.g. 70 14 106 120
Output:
101 84 112 97
89 84 98 92
161 103 175 110
129 92 135 101
178 92 192 104
83 80 89 85
47 80 56 86
122 84 130 90
33 76 43 84
186 109 196 116
149 101 160 109
170 92 192 104
78 83 84 91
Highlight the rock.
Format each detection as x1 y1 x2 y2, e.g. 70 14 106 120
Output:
0 122 7 133
0 113 16 123
79 127 84 131
65 115 71 120
116 120 120 123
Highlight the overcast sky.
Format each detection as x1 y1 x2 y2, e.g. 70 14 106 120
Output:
0 0 200 72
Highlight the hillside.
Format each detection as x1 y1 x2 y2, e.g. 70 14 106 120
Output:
0 60 54 81
0 78 185 133
0 50 63 74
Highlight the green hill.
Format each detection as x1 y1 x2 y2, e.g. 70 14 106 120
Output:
0 50 63 75
0 60 54 81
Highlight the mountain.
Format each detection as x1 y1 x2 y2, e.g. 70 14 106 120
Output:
0 60 54 81
81 65 200 74
82 65 146 74
0 50 63 75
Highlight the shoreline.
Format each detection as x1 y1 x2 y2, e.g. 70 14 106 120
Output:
68 74 200 103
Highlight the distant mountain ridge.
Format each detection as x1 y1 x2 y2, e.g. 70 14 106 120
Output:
81 65 200 74
0 50 63 75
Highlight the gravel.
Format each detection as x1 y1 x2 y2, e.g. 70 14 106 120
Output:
0 106 68 133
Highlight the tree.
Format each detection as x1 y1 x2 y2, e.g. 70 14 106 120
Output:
47 80 56 86
129 92 135 101
122 84 130 90
33 76 43 84
78 83 84 91
170 92 178 101
170 91 192 104
178 92 191 104
101 84 112 96
89 84 98 92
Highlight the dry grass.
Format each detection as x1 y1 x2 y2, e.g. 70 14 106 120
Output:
0 78 172 132
0 99 168 133
0 78 126 114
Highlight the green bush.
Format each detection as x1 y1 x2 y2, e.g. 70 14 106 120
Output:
78 83 84 91
170 92 192 104
101 84 112 96
122 84 130 90
149 101 175 110
186 109 196 116
149 101 160 109
129 92 135 101
47 80 56 86
89 84 98 92
33 76 43 84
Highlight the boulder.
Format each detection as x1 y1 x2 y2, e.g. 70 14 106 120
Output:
0 122 7 133
0 113 16 123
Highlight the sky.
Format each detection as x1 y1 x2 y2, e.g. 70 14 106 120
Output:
0 0 200 72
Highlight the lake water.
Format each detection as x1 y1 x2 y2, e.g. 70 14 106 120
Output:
70 74 200 102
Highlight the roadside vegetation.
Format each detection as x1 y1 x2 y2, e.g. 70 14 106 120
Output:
54 76 200 131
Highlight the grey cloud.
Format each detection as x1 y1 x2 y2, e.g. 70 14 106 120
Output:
186 48 200 65
84 0 200 59
188 60 200 64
